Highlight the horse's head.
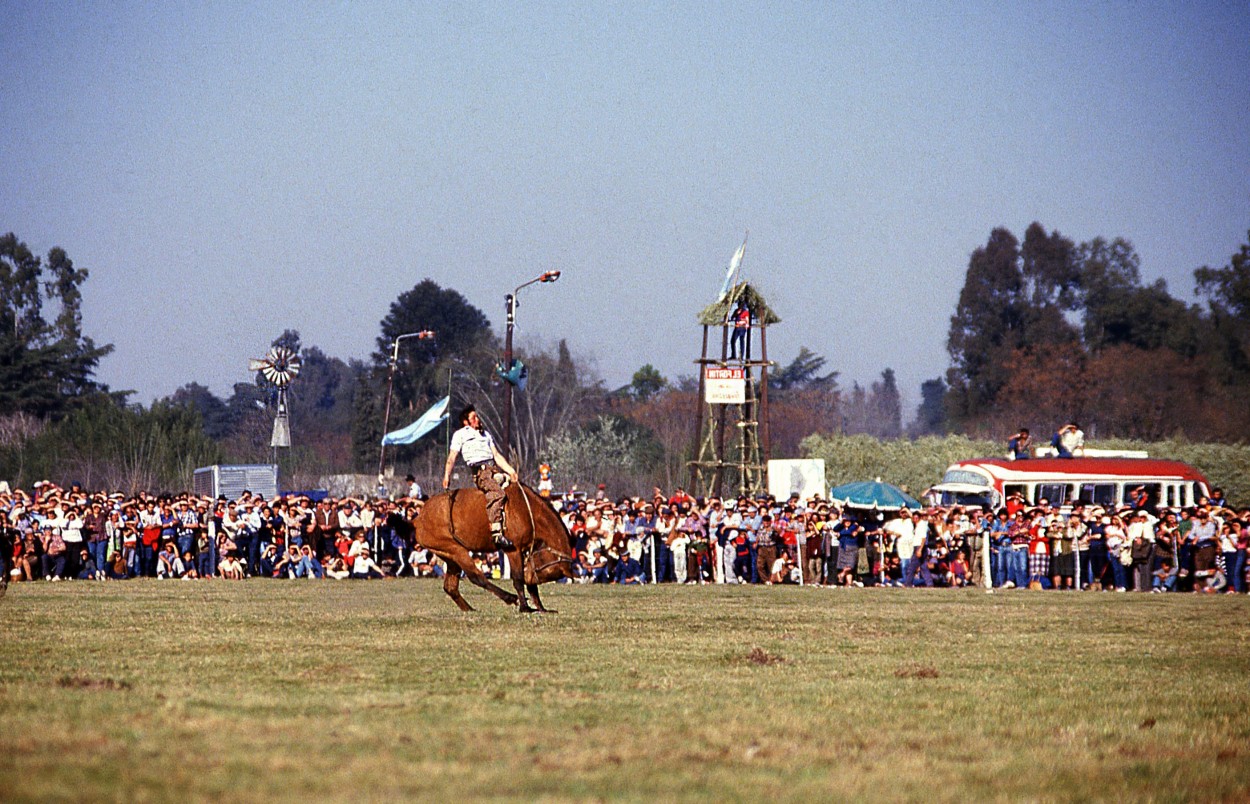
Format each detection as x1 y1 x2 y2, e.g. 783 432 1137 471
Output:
522 488 576 585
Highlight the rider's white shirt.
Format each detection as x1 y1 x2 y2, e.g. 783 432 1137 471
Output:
450 425 496 466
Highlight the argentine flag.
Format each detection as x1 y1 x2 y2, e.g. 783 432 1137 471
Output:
382 395 450 446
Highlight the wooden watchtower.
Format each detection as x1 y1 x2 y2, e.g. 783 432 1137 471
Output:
688 283 779 499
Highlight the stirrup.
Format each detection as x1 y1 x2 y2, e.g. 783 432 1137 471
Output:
491 524 513 551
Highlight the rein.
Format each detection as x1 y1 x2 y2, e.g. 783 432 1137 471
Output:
518 484 538 578
528 545 574 576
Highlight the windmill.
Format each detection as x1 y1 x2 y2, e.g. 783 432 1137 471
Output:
249 346 301 450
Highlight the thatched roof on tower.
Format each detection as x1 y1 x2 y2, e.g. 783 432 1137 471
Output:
696 283 782 326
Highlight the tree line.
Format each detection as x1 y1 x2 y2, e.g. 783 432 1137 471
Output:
2 224 1247 495
941 223 1250 442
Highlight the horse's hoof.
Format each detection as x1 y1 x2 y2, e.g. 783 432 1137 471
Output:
502 594 518 606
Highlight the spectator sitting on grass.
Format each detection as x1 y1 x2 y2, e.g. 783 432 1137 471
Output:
948 554 969 587
156 542 178 579
105 550 128 580
614 552 643 584
347 531 370 569
581 548 607 583
75 549 102 580
1152 559 1178 592
769 553 789 584
324 556 350 579
218 553 244 579
273 545 298 578
409 547 445 578
296 545 325 579
1199 564 1227 594
257 544 279 578
351 546 384 579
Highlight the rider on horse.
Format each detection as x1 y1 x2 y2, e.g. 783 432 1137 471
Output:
442 405 519 551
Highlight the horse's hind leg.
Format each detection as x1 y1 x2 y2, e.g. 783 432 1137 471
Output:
441 559 474 612
463 564 519 608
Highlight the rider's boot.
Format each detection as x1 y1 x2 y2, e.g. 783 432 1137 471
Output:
491 521 514 551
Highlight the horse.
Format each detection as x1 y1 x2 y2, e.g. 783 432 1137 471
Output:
411 482 576 612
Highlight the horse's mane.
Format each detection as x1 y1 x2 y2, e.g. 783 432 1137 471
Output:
519 483 573 545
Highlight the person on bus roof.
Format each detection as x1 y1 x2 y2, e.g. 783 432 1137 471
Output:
1008 428 1032 460
1050 423 1084 458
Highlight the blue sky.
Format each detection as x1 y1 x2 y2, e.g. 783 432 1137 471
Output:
3 1 1247 419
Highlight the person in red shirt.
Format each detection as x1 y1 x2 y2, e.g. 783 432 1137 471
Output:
728 300 751 360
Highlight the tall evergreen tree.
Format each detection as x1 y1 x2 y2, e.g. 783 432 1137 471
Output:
945 227 1025 420
0 234 113 417
1079 237 1204 356
910 377 948 436
372 279 494 415
351 372 382 473
868 368 903 439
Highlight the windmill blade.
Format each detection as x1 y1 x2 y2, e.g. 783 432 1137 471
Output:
259 346 301 387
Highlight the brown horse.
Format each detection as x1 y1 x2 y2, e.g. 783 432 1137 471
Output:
412 482 576 612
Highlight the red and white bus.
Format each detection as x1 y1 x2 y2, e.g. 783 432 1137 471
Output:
932 456 1212 511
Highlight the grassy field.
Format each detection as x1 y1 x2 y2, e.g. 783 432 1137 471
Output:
1 579 1248 802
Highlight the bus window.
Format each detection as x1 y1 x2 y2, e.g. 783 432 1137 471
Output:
1078 483 1115 507
1137 483 1163 508
1003 484 1027 505
1037 483 1069 506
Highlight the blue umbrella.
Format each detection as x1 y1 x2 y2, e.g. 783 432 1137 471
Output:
829 478 922 511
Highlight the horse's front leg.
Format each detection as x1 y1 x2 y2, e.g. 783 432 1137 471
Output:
503 549 538 613
512 577 536 613
526 583 556 614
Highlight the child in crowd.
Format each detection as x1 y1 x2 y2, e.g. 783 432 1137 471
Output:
218 553 244 580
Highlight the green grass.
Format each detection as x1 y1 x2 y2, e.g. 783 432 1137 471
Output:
1 579 1248 802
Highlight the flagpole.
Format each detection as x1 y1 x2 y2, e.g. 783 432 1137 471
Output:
378 330 435 483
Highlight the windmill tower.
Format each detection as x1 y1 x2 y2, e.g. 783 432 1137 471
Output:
248 346 302 455
688 279 780 500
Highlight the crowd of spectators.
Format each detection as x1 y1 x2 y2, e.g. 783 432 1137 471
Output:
0 480 442 584
3 479 1246 595
554 484 1248 594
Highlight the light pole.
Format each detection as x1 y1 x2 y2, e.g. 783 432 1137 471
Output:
378 330 436 481
502 270 561 459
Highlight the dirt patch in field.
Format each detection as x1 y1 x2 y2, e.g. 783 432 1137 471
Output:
56 675 131 691
893 664 939 679
745 646 785 666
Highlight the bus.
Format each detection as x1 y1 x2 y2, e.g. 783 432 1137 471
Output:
931 456 1212 511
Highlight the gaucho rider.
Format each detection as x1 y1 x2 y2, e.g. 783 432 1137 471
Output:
443 405 520 551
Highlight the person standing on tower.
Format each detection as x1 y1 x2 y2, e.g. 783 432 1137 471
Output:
729 299 751 360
